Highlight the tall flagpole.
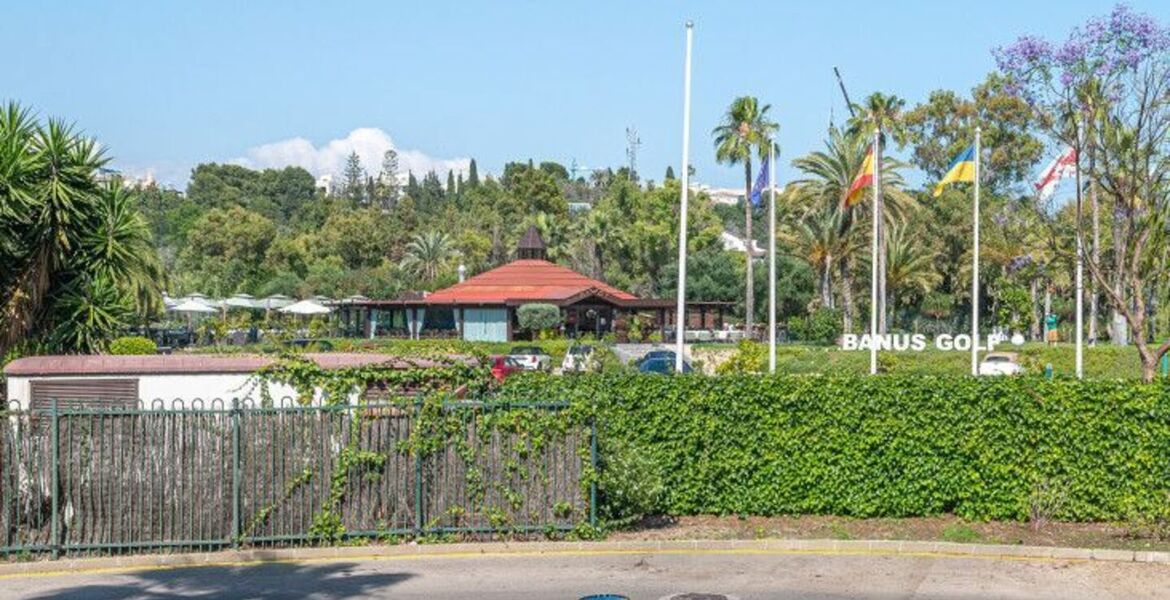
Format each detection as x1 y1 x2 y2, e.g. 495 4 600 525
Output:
1074 120 1084 378
768 138 777 373
674 21 693 374
869 129 880 375
972 127 982 376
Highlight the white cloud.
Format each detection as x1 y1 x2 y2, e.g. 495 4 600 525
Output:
233 128 471 181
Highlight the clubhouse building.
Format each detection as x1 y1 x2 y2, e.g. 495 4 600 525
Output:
333 227 730 342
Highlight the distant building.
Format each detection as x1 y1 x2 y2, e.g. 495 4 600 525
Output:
568 201 592 214
690 183 781 206
721 231 764 256
315 174 334 193
94 168 156 189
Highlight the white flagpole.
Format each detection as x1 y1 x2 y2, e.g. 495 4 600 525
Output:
1074 121 1084 378
870 129 880 375
768 139 777 373
972 127 982 376
674 21 693 374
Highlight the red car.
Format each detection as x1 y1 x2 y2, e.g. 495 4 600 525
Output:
490 355 523 383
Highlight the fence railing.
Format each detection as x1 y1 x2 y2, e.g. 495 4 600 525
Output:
1 398 594 558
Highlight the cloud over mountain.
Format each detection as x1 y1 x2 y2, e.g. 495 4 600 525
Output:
234 128 471 179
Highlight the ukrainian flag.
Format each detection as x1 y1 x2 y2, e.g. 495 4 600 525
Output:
932 144 976 197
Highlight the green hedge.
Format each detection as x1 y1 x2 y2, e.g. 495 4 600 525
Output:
499 374 1170 522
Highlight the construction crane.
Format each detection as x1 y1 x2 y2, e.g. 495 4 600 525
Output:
833 66 857 119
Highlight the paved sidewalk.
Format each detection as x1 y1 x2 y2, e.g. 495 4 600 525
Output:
3 540 1170 599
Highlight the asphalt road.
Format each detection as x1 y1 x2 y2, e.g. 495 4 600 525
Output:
5 550 1170 599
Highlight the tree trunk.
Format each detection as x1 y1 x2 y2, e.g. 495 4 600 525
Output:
1043 285 1052 340
821 254 834 309
840 258 854 334
1111 208 1125 344
1030 278 1041 341
743 161 754 335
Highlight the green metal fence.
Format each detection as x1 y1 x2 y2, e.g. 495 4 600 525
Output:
1 398 594 558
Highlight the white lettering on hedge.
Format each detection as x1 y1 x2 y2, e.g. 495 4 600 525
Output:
839 333 996 352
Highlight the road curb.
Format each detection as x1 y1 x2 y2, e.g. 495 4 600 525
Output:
1 538 1167 579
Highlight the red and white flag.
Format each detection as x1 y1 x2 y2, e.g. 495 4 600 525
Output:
1035 147 1078 202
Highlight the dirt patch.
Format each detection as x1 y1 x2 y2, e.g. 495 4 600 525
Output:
609 514 1170 551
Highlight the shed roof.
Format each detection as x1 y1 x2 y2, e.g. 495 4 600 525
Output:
4 353 474 377
424 259 638 306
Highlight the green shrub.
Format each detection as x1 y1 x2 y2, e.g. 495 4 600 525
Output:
108 336 158 355
787 308 842 345
499 374 1170 522
517 303 562 335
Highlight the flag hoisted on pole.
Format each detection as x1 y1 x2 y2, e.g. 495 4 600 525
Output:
934 136 980 375
869 129 881 375
768 139 777 373
1035 146 1077 203
973 127 982 377
674 21 694 374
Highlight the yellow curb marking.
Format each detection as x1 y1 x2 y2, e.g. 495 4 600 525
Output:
0 546 1104 581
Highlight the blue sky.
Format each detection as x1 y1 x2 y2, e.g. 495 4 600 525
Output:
3 1 1166 190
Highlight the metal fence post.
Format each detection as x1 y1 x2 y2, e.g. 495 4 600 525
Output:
50 398 60 559
589 416 598 529
231 398 241 548
413 400 423 537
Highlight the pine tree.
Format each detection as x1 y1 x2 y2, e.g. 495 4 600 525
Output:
664 166 676 181
446 170 456 195
467 159 479 188
342 151 366 203
378 149 400 207
365 175 377 206
405 171 421 201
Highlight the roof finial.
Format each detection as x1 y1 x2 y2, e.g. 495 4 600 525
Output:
517 225 547 260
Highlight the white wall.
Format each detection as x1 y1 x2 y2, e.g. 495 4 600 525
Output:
4 373 346 409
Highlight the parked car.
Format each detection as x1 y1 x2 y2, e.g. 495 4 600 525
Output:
635 349 677 367
638 357 692 375
508 346 552 371
978 352 1024 376
490 355 523 383
561 344 597 373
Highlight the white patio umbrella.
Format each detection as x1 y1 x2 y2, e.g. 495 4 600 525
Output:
168 299 217 314
223 293 259 310
260 294 294 310
278 299 333 315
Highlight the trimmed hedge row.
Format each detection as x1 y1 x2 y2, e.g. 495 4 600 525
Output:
500 374 1170 522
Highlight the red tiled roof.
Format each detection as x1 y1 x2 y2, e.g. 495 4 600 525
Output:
425 259 637 305
3 353 476 377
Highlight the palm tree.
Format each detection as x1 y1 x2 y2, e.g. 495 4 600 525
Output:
847 92 908 147
883 225 941 328
400 231 458 284
712 96 778 333
1 102 164 354
533 212 570 263
790 126 914 332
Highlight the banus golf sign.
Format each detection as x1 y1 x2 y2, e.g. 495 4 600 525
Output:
840 333 1000 352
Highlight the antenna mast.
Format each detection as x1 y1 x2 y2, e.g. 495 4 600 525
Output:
625 126 641 181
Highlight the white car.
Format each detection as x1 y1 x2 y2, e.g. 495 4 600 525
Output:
508 346 552 371
561 344 597 373
978 352 1024 376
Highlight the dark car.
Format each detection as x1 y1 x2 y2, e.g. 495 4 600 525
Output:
635 349 677 367
638 357 692 375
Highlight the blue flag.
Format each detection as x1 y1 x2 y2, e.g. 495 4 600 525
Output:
750 154 770 206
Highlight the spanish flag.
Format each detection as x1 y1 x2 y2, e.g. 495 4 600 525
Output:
932 144 976 197
844 148 874 207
